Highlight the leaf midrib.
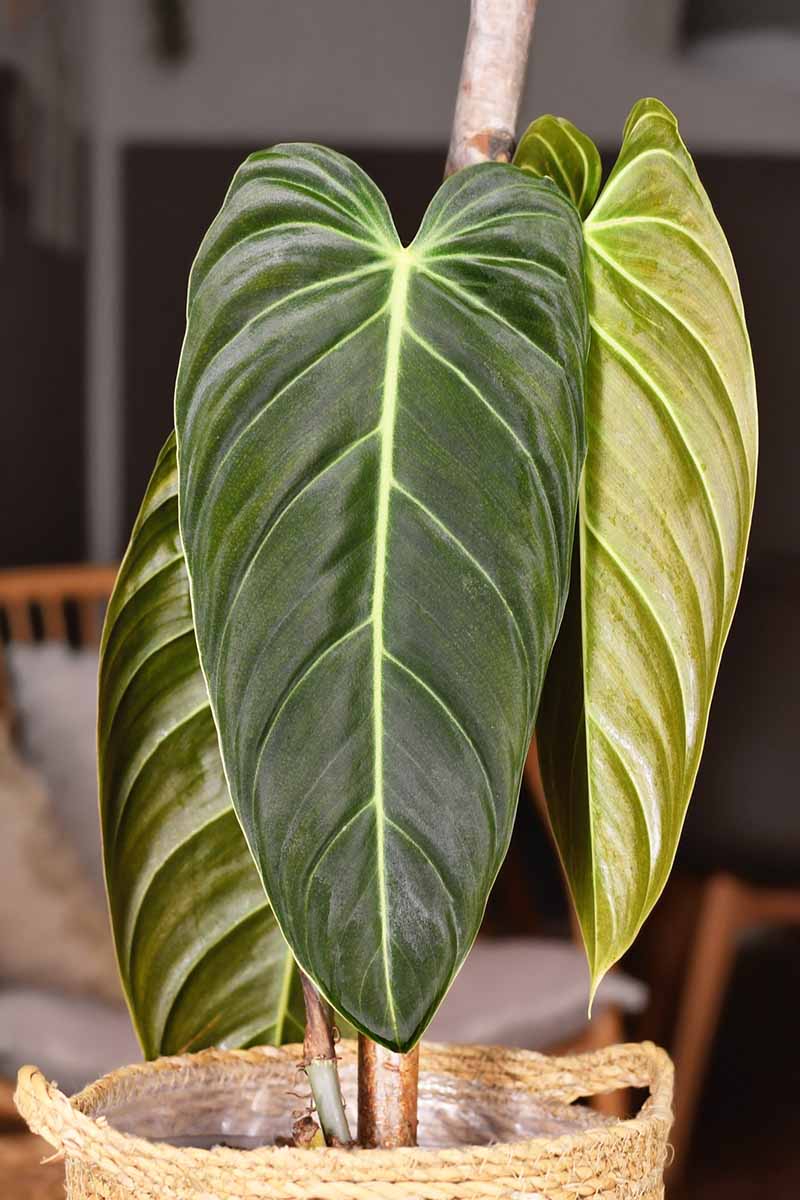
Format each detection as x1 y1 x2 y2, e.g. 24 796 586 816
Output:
370 248 412 1044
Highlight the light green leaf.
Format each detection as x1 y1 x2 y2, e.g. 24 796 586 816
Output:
175 144 589 1050
514 115 602 219
98 434 304 1058
536 98 758 990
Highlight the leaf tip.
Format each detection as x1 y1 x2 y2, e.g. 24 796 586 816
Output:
587 967 604 1018
622 96 679 142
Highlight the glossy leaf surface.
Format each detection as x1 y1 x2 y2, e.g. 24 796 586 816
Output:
515 115 602 219
99 435 304 1058
531 99 758 989
175 145 589 1050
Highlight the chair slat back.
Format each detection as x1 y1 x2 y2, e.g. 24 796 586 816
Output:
0 564 119 721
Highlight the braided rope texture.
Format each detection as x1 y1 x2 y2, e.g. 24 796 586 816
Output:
15 1040 673 1199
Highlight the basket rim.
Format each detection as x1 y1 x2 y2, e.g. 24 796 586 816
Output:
15 1039 673 1185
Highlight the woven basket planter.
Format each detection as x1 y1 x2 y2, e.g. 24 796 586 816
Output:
15 1039 673 1199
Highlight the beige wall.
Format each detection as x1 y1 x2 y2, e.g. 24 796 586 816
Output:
86 0 800 151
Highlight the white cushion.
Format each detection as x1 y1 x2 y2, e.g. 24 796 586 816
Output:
427 937 647 1049
8 643 103 897
0 722 121 1002
0 987 141 1095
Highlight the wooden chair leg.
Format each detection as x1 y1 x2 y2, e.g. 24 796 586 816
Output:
630 870 702 1048
545 1006 630 1116
668 873 746 1183
584 1006 630 1118
0 1077 24 1131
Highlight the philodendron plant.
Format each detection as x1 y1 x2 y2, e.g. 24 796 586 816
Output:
98 95 756 1147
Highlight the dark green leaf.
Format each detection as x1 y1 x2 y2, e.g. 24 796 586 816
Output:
98 434 304 1058
537 98 758 992
175 145 589 1050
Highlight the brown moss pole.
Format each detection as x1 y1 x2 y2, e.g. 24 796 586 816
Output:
445 0 538 177
357 1037 420 1149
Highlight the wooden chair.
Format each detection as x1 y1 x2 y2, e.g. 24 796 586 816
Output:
640 557 800 1182
0 563 119 644
0 564 118 721
667 874 800 1180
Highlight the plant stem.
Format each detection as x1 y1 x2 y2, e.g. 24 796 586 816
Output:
301 973 352 1146
357 1036 420 1148
445 0 538 176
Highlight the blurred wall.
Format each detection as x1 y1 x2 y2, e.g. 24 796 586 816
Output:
0 201 85 565
63 2 800 556
87 0 800 149
0 4 87 565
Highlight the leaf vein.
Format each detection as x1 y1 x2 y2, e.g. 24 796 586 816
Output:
249 619 372 814
383 649 495 821
584 517 690 740
589 318 729 589
405 325 563 585
391 479 531 703
420 265 568 380
213 425 380 683
154 903 273 1051
108 701 211 849
183 263 388 401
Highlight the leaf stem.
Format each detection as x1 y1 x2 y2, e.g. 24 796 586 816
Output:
304 1058 352 1146
301 973 352 1146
